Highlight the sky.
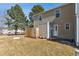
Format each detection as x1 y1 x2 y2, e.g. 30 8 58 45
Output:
0 3 63 27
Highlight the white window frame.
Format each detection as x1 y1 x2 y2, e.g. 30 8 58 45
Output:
55 8 61 18
65 23 70 30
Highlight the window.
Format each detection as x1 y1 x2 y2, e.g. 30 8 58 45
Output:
65 24 70 30
39 16 42 20
55 9 61 17
55 25 58 31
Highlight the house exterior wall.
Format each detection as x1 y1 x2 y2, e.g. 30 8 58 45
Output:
51 3 76 40
33 15 56 38
33 3 76 40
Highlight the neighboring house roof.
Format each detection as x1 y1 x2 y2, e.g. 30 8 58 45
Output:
32 3 72 17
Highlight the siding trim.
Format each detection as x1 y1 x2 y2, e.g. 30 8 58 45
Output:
47 21 50 39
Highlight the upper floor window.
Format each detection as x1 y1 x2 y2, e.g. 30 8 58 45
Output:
39 16 42 21
65 24 70 30
55 9 61 18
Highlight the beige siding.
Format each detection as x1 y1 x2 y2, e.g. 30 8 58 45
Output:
33 15 56 38
50 3 76 40
33 3 76 40
39 23 47 38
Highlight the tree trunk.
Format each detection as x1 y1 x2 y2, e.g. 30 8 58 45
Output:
15 29 17 35
15 25 18 35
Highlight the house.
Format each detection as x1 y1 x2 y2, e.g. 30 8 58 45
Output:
26 3 79 46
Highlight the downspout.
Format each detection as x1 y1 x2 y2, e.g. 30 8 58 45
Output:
47 21 50 39
75 3 79 46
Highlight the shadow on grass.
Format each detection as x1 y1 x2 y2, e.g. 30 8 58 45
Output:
47 38 78 49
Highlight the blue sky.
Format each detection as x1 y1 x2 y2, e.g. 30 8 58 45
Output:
19 3 63 16
0 3 63 17
0 3 63 27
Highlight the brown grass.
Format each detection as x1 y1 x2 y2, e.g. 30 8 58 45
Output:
0 35 75 56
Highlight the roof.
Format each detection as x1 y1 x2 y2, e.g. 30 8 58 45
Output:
32 3 73 17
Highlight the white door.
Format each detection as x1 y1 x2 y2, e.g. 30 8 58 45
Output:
53 24 58 36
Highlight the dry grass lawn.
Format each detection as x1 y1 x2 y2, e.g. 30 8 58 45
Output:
0 35 75 56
